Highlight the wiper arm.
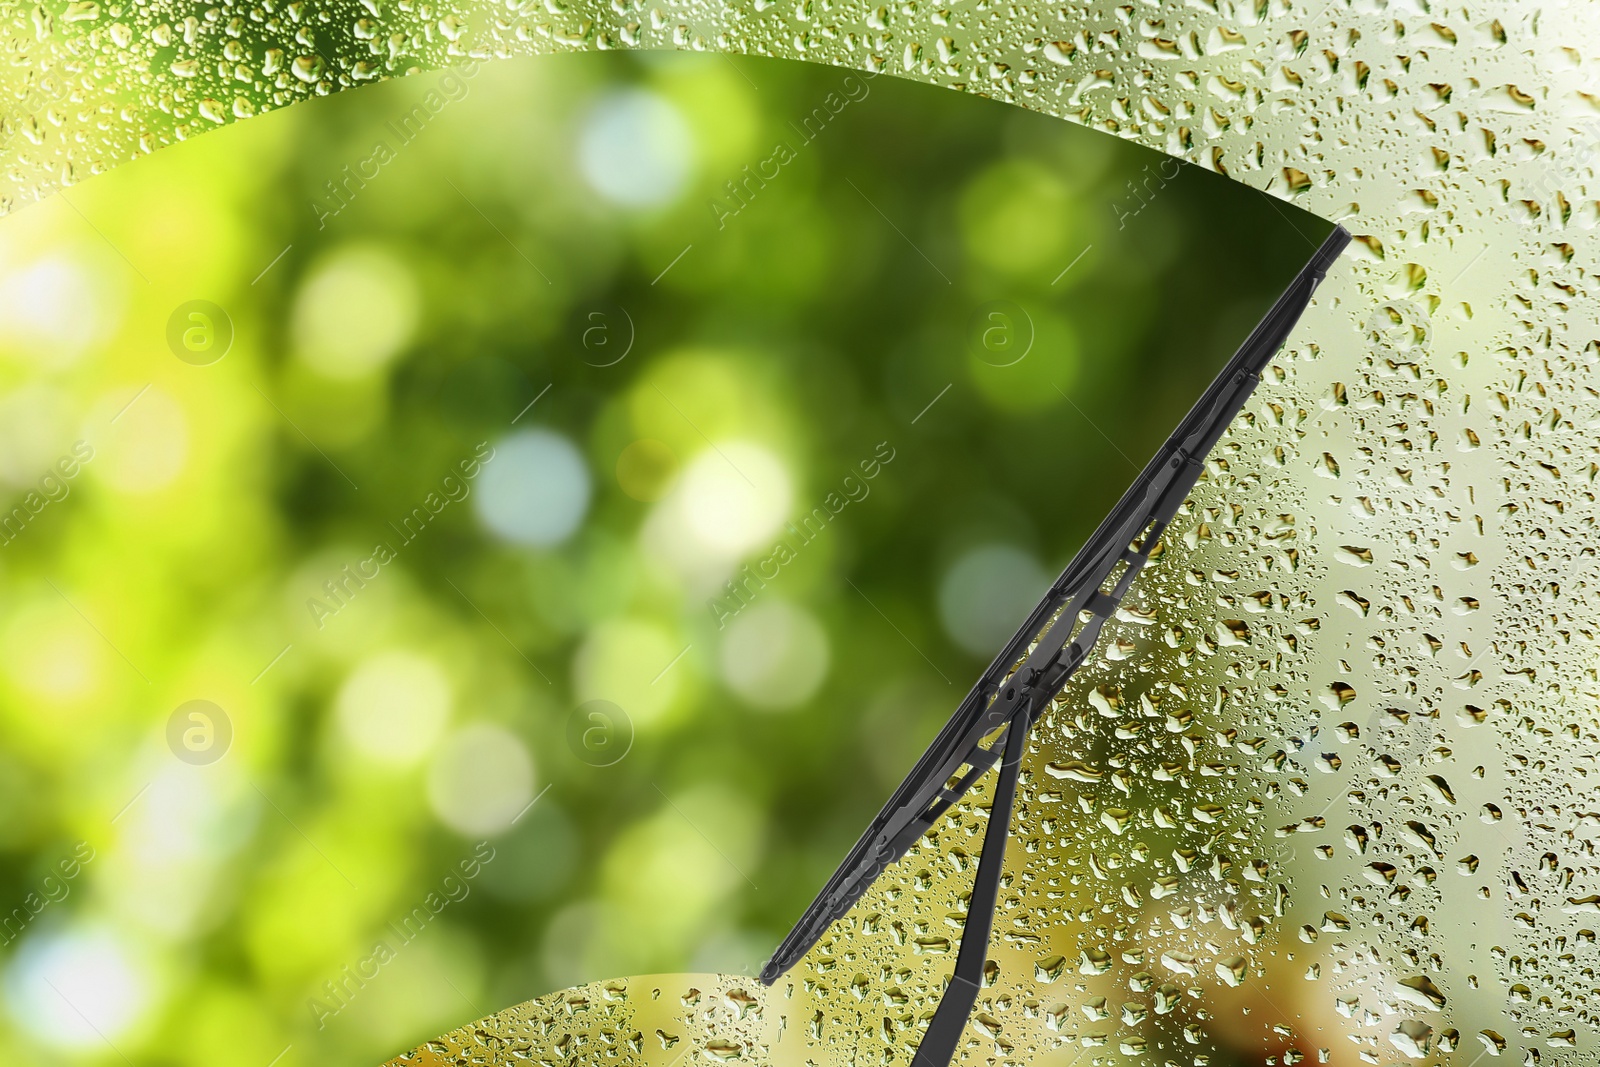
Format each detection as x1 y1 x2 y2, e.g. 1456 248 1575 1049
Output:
761 227 1350 1048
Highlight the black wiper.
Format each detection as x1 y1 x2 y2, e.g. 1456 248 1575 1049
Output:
761 225 1350 1064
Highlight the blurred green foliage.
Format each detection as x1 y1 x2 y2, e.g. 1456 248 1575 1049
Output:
0 49 1327 1066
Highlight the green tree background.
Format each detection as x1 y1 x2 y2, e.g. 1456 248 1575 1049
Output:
0 50 1327 1065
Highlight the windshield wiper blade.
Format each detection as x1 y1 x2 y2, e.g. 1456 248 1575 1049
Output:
761 227 1350 1048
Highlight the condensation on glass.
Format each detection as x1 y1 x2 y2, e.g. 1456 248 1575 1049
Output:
3 0 1590 1063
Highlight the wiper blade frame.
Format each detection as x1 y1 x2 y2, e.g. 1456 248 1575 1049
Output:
761 226 1351 1015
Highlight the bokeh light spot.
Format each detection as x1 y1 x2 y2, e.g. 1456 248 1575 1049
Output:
4 926 151 1049
967 310 1082 413
2 595 101 705
572 617 680 727
938 543 1051 657
426 722 535 836
719 600 830 711
291 244 418 380
335 651 452 767
0 254 119 370
615 438 678 502
0 384 72 488
958 158 1075 277
94 384 189 494
474 429 592 547
677 442 791 557
577 89 694 208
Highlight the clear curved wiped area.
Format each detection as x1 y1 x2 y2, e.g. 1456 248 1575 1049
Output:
0 0 1594 1064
